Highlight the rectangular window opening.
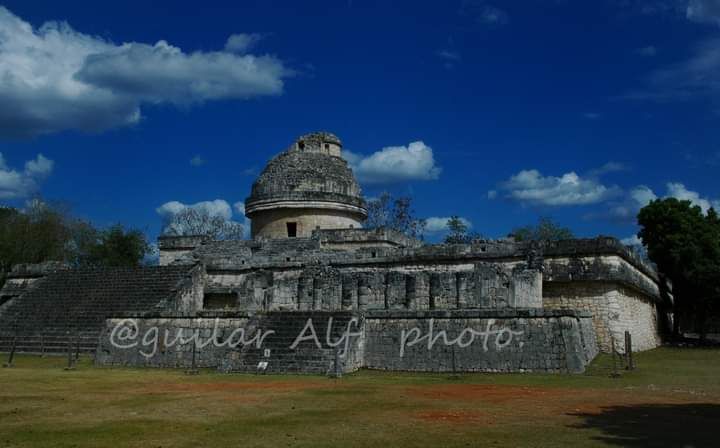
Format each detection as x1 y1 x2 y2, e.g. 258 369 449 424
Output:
287 222 297 238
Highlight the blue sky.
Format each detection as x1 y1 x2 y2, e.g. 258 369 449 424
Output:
0 0 719 245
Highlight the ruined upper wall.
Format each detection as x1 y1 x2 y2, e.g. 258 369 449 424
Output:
313 228 424 250
189 236 662 300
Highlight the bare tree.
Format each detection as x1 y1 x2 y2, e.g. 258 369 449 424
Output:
444 216 482 244
162 208 244 240
365 192 426 240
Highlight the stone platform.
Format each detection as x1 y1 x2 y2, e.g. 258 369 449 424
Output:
95 309 598 374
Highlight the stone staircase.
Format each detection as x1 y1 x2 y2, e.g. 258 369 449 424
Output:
0 266 196 355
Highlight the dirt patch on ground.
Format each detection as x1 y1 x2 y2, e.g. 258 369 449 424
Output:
415 410 495 425
146 381 326 394
407 384 566 404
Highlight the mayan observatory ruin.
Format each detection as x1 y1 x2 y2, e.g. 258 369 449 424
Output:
0 132 672 374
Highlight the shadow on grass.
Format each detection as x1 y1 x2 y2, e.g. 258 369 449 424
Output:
571 403 720 447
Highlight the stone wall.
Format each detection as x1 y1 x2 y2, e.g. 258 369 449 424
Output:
204 262 542 313
96 312 363 375
313 228 424 251
364 310 597 373
249 206 364 239
543 281 661 353
158 235 207 266
95 309 598 374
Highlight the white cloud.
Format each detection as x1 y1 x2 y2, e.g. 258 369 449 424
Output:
424 216 473 233
491 169 621 206
666 182 720 213
605 185 657 220
626 37 720 101
233 201 252 229
0 6 290 138
621 234 642 246
0 153 54 199
687 0 720 26
606 182 719 221
344 141 441 184
225 33 263 53
75 40 287 104
190 155 206 167
156 199 233 221
156 198 252 237
588 162 627 177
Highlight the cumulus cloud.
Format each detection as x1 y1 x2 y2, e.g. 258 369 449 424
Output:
0 153 54 199
588 162 627 177
233 201 252 229
604 182 719 222
490 169 621 207
620 234 642 246
0 6 290 138
225 33 263 53
605 185 658 221
687 0 720 26
344 141 441 184
666 182 720 212
156 199 251 237
424 216 473 233
156 199 233 221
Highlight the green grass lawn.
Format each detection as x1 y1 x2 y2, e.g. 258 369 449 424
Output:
1 348 719 447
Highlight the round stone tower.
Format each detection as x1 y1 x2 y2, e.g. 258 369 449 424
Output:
244 132 368 239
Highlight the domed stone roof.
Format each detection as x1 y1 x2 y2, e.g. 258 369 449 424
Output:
245 132 367 216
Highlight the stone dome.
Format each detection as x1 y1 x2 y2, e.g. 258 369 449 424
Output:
244 132 368 239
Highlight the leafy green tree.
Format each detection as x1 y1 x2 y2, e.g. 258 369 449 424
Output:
82 225 150 268
511 217 574 242
0 202 73 288
365 192 426 239
0 202 150 289
638 198 720 339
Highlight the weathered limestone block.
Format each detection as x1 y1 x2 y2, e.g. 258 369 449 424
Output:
510 267 542 308
358 273 371 310
410 272 430 310
356 272 386 310
456 271 472 308
272 271 300 310
311 267 341 310
239 270 273 311
429 272 457 309
341 274 358 310
474 263 510 308
385 272 407 310
297 275 314 311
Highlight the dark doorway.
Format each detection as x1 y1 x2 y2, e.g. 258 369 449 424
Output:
287 222 297 237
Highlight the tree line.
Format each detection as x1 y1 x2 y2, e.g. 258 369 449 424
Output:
0 201 149 289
